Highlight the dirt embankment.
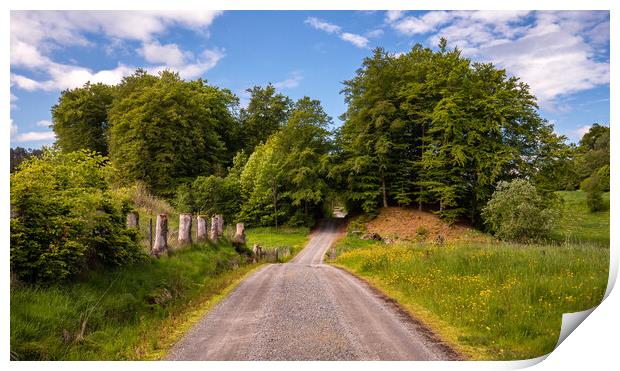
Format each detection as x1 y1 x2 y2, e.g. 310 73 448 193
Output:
363 207 490 243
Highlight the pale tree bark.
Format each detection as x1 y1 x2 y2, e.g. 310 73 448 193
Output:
234 223 246 245
126 211 139 228
196 216 208 241
210 215 223 240
178 213 192 246
152 214 169 257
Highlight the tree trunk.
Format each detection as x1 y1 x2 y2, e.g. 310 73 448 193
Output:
210 215 222 240
196 216 208 241
152 214 168 257
272 185 278 228
381 172 388 208
126 211 139 228
178 213 192 246
234 223 246 245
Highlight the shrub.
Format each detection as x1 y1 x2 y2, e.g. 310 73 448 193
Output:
581 170 608 212
481 179 560 242
10 149 147 284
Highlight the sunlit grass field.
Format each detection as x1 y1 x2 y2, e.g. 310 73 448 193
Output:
552 191 609 246
10 241 259 360
332 191 610 360
246 226 310 259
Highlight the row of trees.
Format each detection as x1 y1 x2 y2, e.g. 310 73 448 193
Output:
43 40 610 227
331 40 579 224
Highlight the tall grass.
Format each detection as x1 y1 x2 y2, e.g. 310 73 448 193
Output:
552 191 610 246
11 241 257 360
333 237 608 360
246 226 310 260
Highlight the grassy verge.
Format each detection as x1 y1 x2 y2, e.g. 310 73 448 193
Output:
246 226 310 262
552 191 610 246
10 241 258 360
332 236 608 360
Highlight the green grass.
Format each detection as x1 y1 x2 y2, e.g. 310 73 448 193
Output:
332 190 610 360
333 238 608 360
246 226 310 261
552 191 610 246
10 241 258 360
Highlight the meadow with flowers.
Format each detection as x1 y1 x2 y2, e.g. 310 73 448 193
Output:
332 191 609 360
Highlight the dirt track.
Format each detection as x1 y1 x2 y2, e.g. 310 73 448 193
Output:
166 221 458 361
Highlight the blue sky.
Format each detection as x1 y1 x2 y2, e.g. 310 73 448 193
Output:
10 10 610 149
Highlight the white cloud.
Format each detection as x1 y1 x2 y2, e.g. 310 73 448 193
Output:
390 11 453 35
10 119 18 137
36 120 52 127
10 11 225 92
15 131 56 143
139 41 190 66
304 17 369 48
10 118 56 143
273 71 303 89
340 33 369 48
389 10 609 110
572 125 593 140
305 17 341 34
10 92 18 109
366 29 384 38
385 10 405 23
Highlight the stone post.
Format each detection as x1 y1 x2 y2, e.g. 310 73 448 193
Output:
178 213 192 246
152 214 168 257
217 214 224 237
126 211 139 228
234 223 246 245
196 215 208 241
210 215 221 240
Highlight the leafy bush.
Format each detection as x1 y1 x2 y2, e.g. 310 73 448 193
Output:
10 149 147 284
481 179 560 242
580 169 608 212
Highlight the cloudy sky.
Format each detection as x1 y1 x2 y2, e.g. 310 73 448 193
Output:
10 10 610 148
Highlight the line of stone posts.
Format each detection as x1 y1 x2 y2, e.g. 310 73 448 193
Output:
128 212 246 257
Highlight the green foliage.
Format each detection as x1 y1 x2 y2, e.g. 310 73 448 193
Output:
238 97 332 227
10 146 44 172
52 82 115 155
239 84 292 154
334 42 566 224
108 70 239 196
334 236 608 360
10 241 253 360
176 175 242 223
10 149 146 284
586 188 605 213
551 191 609 245
481 179 560 242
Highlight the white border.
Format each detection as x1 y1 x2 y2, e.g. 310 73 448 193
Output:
3 1 617 370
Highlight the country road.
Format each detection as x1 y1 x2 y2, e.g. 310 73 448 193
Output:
166 221 458 361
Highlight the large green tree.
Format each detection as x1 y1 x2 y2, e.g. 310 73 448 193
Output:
335 40 567 223
51 82 115 155
239 84 292 154
238 97 332 227
108 70 238 196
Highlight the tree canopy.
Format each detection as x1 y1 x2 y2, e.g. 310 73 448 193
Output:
52 82 115 155
333 41 567 224
108 70 239 196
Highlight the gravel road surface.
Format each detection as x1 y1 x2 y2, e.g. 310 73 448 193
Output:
166 221 458 361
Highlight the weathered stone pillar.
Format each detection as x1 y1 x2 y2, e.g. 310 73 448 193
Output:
234 223 246 245
152 214 168 257
217 214 224 237
178 213 192 246
210 214 223 240
196 215 208 241
126 211 139 228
